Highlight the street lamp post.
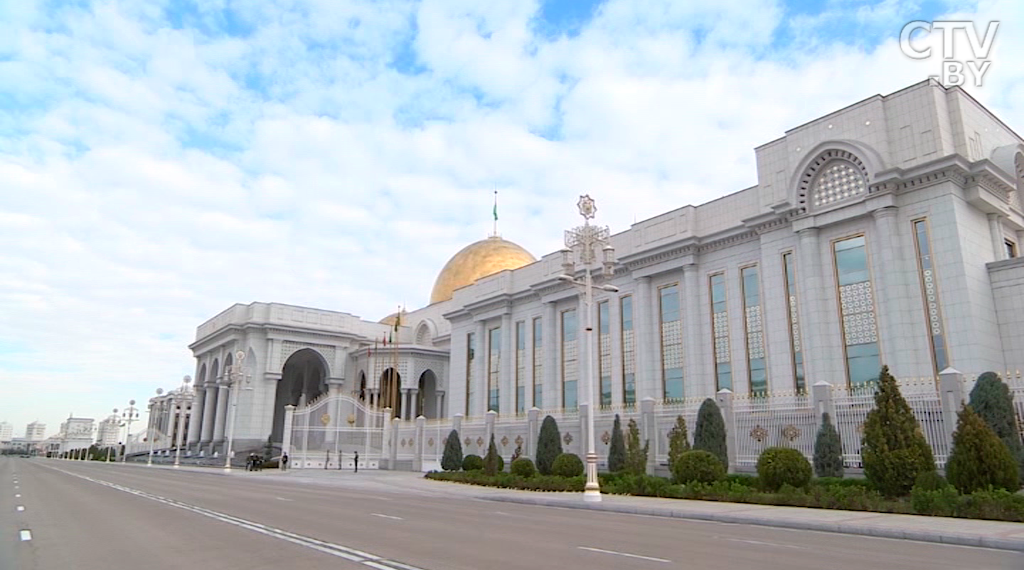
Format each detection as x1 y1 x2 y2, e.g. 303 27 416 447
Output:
122 400 139 463
224 351 251 472
106 409 118 462
147 388 164 466
558 195 617 503
174 375 192 468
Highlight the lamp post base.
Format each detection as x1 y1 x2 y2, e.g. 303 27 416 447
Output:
583 452 602 502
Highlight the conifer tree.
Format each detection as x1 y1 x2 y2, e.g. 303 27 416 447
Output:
441 429 463 471
536 415 563 475
861 365 936 497
607 414 626 473
969 371 1024 485
667 415 691 468
693 398 728 468
946 404 1019 493
813 412 844 478
484 433 501 475
624 418 649 475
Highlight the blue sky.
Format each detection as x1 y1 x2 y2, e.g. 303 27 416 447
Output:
1 0 1022 438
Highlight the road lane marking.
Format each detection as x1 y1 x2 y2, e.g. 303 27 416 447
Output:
725 538 806 550
578 546 671 563
16 506 24 512
15 494 20 498
43 466 425 570
19 530 32 541
275 497 293 501
371 513 403 520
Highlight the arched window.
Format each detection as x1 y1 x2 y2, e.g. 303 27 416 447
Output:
797 149 870 211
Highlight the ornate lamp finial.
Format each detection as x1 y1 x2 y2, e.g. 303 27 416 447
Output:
577 195 596 220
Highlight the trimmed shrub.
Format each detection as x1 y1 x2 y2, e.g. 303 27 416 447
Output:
624 418 649 475
510 457 536 478
861 365 936 497
462 454 484 471
693 398 727 468
813 412 844 478
946 405 1019 493
672 450 725 485
969 371 1024 485
910 483 959 517
484 434 502 475
913 470 948 492
552 453 584 477
757 447 812 491
607 414 626 473
441 429 463 471
536 416 563 475
667 415 691 468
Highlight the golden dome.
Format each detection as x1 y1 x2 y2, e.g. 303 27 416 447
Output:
430 236 536 304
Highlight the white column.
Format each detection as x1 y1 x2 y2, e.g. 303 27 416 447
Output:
609 292 623 407
872 207 914 370
682 263 703 397
989 213 1006 261
212 384 230 444
635 276 657 401
199 385 217 444
500 312 513 415
797 228 827 383
186 388 203 446
543 301 557 410
526 315 536 410
475 320 487 417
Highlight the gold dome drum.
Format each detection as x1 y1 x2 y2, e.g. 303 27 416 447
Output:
430 236 536 304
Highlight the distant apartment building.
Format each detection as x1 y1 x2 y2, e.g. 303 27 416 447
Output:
96 415 121 448
25 422 46 441
0 422 13 443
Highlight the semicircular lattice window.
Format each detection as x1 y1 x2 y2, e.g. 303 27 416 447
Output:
812 161 866 208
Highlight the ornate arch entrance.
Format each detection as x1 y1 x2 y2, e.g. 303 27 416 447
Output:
271 348 330 445
418 369 439 419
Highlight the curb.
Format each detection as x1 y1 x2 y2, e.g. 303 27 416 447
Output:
479 494 1024 553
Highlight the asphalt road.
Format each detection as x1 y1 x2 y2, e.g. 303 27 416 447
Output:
3 457 1023 570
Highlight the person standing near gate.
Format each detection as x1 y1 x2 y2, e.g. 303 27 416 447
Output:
281 452 289 471
353 450 359 473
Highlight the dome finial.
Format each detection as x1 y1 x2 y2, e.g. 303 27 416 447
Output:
490 187 499 238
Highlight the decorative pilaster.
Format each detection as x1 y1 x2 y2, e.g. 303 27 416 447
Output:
682 263 702 396
635 276 655 401
871 207 910 369
797 228 826 383
501 312 513 415
989 213 1007 261
543 301 557 410
475 320 487 417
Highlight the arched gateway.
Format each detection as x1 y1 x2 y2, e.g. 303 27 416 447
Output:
271 348 330 445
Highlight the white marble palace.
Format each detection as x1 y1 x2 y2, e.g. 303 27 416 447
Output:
184 80 1024 459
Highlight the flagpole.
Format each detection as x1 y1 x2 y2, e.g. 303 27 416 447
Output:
492 189 498 237
392 306 400 419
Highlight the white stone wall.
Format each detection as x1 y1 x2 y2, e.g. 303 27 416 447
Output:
989 257 1024 371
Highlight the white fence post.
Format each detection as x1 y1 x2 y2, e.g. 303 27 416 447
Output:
640 397 657 475
716 389 736 473
939 368 964 455
811 381 834 427
413 416 425 472
527 407 540 460
485 410 497 450
390 417 400 468
281 405 295 460
381 409 393 469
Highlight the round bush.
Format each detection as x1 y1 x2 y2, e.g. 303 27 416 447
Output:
756 447 812 491
551 453 584 477
671 450 725 485
510 457 536 478
462 454 484 471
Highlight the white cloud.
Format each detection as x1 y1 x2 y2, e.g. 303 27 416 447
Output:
1 0 1022 437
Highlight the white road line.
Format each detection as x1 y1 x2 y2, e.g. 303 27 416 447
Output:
14 494 20 498
19 530 32 541
275 497 293 501
371 513 403 520
16 506 25 512
578 546 671 563
45 466 425 570
726 538 805 550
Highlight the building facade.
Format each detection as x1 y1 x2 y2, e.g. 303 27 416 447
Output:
145 387 194 450
96 414 121 448
0 422 12 443
186 80 1024 457
24 422 46 442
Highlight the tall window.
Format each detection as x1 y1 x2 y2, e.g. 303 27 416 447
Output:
561 309 578 409
516 321 526 414
532 317 543 409
741 266 767 395
620 296 636 406
783 252 805 392
834 235 881 386
598 300 612 407
913 220 949 374
465 332 475 415
659 284 684 400
710 273 732 391
488 327 501 413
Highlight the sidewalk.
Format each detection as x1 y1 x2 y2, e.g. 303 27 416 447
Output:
110 462 1024 552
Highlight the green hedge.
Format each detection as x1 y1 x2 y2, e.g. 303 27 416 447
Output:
756 447 812 491
552 453 584 477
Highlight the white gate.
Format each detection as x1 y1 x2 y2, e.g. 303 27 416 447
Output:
289 395 387 469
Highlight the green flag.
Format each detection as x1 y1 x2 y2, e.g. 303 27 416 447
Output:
493 201 498 221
